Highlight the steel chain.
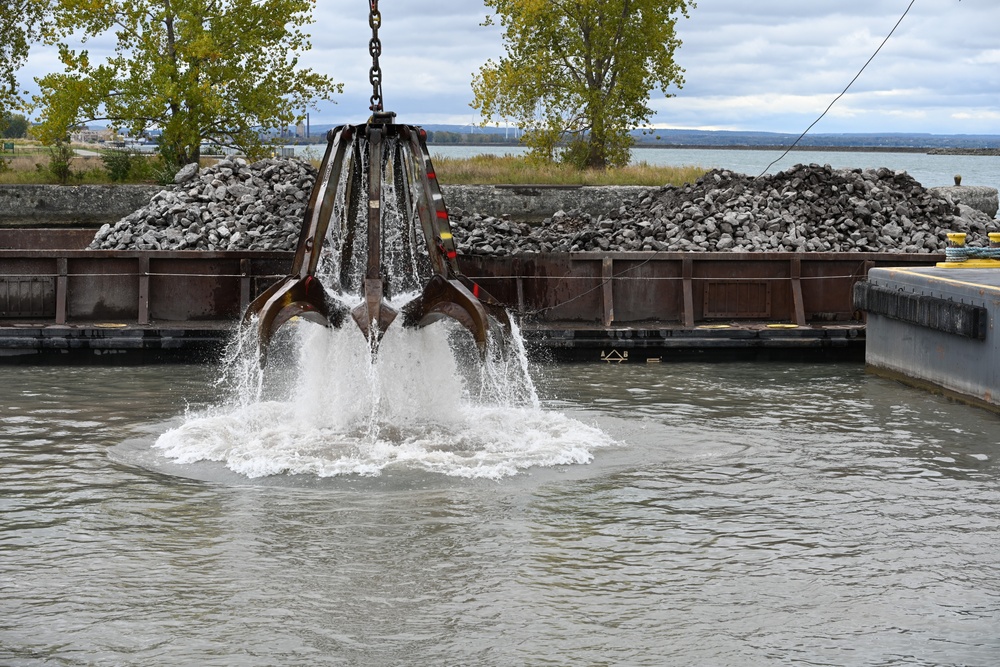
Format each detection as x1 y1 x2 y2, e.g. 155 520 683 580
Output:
368 0 383 112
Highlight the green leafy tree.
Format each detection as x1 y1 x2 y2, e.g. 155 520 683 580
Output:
41 141 77 184
0 0 51 124
2 114 31 138
32 0 340 165
473 0 694 169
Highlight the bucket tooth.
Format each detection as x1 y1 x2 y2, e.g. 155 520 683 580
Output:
402 275 490 353
455 275 512 332
350 278 399 350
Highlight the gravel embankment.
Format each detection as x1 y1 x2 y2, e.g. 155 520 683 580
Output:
89 157 316 251
90 160 998 254
450 164 998 255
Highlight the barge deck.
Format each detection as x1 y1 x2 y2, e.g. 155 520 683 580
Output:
857 264 1000 411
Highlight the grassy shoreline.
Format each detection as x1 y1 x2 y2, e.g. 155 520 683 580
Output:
432 154 706 187
1 141 708 187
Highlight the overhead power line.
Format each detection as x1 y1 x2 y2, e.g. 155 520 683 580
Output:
757 0 918 178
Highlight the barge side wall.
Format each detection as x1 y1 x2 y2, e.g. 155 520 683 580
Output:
1 249 940 326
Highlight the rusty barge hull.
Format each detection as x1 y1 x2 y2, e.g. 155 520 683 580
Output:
0 247 941 362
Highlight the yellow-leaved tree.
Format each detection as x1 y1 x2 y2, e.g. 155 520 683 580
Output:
0 0 50 129
473 0 694 169
32 0 340 166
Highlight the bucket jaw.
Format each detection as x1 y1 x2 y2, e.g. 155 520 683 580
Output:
243 275 349 363
242 113 508 364
402 275 489 351
401 275 512 354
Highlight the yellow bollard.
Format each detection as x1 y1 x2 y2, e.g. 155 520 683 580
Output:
947 232 967 247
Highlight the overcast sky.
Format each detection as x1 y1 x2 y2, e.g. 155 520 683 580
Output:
19 0 1000 135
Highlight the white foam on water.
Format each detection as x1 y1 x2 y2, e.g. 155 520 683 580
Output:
154 319 614 479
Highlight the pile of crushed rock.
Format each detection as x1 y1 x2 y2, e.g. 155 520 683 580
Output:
89 157 316 251
90 160 998 255
449 164 999 255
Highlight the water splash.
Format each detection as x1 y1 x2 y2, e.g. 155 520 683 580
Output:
155 318 614 479
155 128 613 479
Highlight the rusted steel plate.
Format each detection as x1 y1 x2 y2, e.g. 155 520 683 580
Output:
149 258 244 321
0 229 96 250
66 257 141 320
0 250 291 323
704 281 771 318
459 252 942 325
609 258 684 323
0 277 55 317
0 249 941 327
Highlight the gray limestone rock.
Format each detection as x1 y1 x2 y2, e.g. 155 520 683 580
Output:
89 157 317 251
173 162 200 185
449 164 999 256
92 160 1000 257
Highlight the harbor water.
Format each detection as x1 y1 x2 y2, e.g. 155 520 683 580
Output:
2 323 998 665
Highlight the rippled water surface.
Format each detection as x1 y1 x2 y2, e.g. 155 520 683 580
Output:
2 359 999 666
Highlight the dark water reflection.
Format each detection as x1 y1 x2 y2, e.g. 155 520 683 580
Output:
1 363 998 666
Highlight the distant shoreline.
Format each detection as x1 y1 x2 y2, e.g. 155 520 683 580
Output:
418 141 1000 156
287 133 1000 157
634 145 1000 156
635 144 928 153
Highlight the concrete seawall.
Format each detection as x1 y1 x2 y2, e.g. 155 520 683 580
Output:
2 182 994 231
859 266 1000 412
0 183 648 229
928 185 999 218
0 185 161 228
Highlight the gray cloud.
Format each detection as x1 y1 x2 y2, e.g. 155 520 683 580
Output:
17 0 1000 134
667 0 1000 132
